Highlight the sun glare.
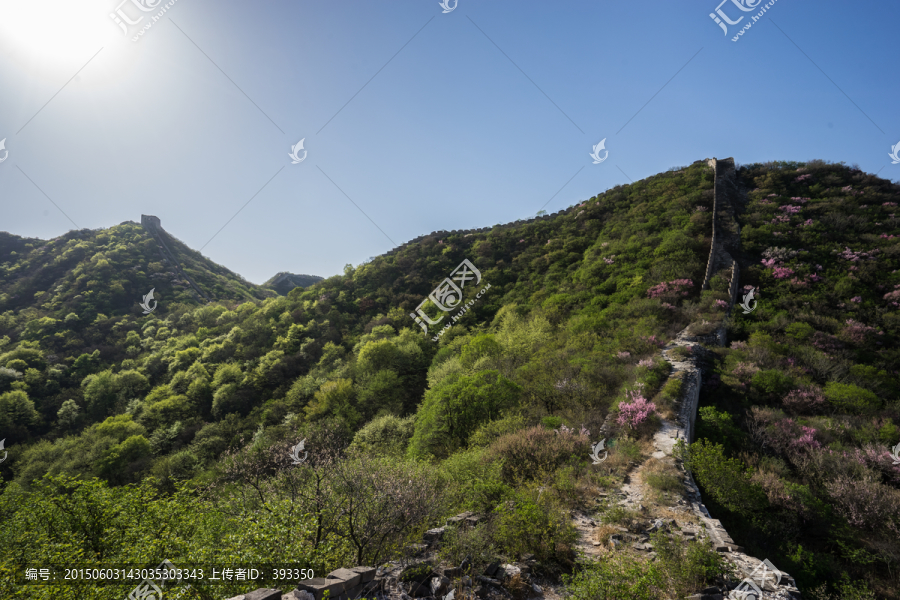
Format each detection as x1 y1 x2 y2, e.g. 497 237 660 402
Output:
0 0 122 66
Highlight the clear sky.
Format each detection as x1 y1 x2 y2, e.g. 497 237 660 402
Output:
1 0 898 284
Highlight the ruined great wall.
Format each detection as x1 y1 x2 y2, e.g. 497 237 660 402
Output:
141 214 211 304
229 159 803 600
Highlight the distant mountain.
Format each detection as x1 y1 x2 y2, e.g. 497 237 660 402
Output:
0 215 276 323
263 272 324 296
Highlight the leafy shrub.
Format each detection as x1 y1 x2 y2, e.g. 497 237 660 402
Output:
751 369 795 399
487 425 590 484
823 382 881 414
439 523 498 575
349 414 415 457
493 487 576 567
468 414 527 447
684 439 767 518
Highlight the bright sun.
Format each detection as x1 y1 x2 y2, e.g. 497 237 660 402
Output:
0 0 123 66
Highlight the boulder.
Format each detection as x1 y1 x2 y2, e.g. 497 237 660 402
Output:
348 566 376 583
483 561 501 577
326 568 360 589
295 578 345 600
282 590 315 600
424 527 446 545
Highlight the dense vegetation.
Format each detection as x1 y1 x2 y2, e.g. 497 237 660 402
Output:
0 159 896 599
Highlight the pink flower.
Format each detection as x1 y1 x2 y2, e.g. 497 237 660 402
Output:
617 351 631 359
715 299 728 309
647 279 693 299
637 358 654 368
616 390 657 430
519 239 525 243
773 266 795 279
761 258 777 268
803 219 814 226
781 205 802 214
883 202 897 207
795 174 812 182
851 296 862 303
604 256 616 264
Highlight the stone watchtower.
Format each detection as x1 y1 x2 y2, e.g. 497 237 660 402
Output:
141 214 161 231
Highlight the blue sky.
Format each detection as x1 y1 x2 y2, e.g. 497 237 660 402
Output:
1 0 898 284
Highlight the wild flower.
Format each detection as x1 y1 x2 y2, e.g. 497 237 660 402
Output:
783 386 826 413
788 277 808 287
730 341 748 350
732 361 759 379
715 299 728 309
762 258 777 268
884 202 897 207
842 185 853 192
773 266 795 279
519 239 525 243
647 279 693 299
770 215 791 224
617 351 631 359
851 296 862 303
803 219 814 226
759 199 774 205
842 319 877 344
601 242 609 247
808 273 822 282
637 358 654 368
616 389 657 431
793 426 821 450
781 205 802 214
604 256 616 264
660 302 676 310
790 197 810 203
695 206 709 212
767 193 778 197
555 424 590 439
795 174 812 182
763 247 798 262
641 335 665 348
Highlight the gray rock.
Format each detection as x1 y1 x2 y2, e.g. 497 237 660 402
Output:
295 578 345 600
326 568 361 589
282 590 315 600
484 561 501 577
348 566 376 583
431 576 450 596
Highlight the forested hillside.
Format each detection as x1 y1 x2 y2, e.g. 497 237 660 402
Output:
0 158 897 600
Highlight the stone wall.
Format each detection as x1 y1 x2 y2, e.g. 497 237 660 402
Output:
140 214 210 303
651 161 801 599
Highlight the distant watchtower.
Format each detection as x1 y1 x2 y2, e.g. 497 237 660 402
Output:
141 214 161 231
